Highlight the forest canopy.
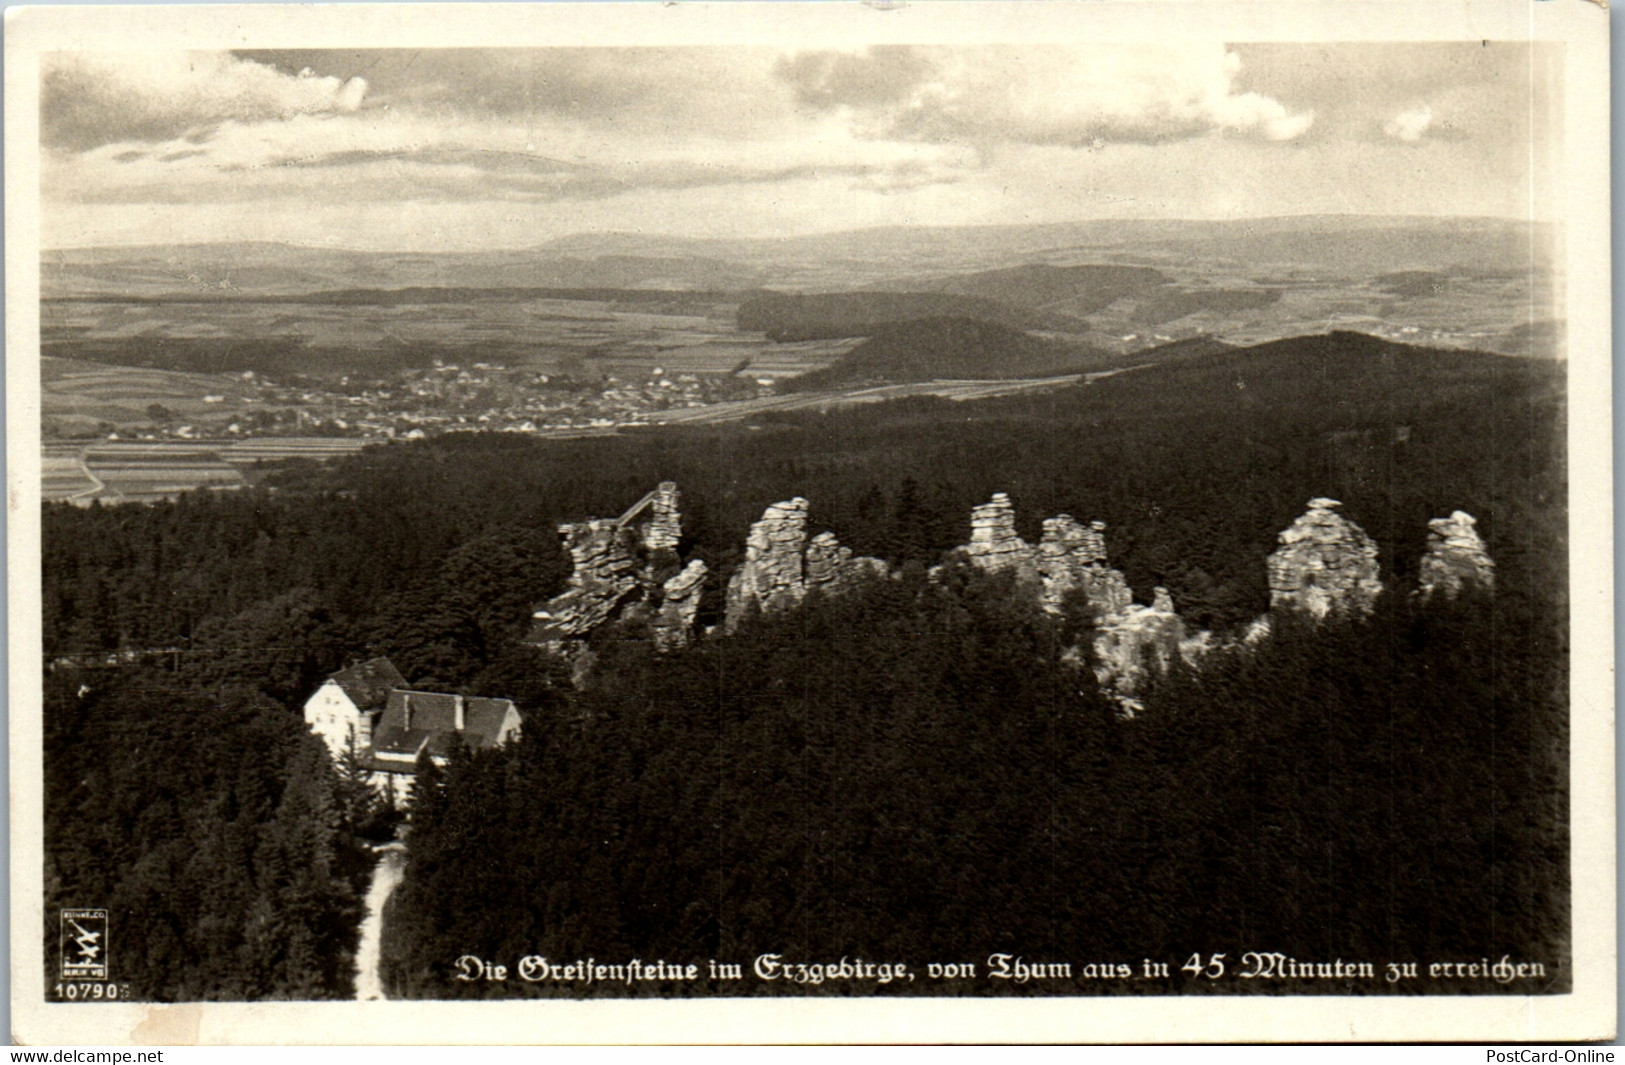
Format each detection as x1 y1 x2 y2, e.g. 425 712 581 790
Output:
41 331 1567 999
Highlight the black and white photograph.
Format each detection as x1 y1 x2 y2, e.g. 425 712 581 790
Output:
7 0 1613 1044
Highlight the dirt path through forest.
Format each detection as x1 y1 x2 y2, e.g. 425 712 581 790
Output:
354 843 406 1001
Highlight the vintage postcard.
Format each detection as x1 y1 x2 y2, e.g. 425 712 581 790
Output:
6 0 1613 1044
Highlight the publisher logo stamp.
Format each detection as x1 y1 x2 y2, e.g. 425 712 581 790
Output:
60 908 109 980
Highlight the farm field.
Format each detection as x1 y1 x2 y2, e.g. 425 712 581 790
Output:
641 370 1120 424
40 295 857 381
41 438 376 504
41 356 260 436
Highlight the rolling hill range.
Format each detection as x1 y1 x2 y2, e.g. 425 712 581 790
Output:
534 214 1551 280
43 244 767 300
41 215 1560 393
778 317 1105 391
899 263 1169 314
47 216 1549 298
735 289 1086 340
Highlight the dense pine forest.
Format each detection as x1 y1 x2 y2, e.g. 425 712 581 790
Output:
384 572 1564 997
41 331 1567 999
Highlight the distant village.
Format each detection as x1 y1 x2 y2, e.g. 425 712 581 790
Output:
62 360 776 443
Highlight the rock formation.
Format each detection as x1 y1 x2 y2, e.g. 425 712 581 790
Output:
723 498 810 625
804 531 846 588
653 559 708 650
533 519 643 637
959 497 1134 622
529 482 1487 707
1037 515 1131 618
965 493 1034 573
1266 498 1382 619
1418 510 1494 599
806 532 888 591
640 481 683 553
1092 586 1187 707
532 481 706 652
722 501 886 631
953 494 1185 701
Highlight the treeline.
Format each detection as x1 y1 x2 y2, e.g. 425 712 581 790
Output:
44 331 1564 670
380 565 1566 997
736 289 1080 340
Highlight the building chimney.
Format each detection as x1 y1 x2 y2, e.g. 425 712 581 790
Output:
403 692 412 731
454 694 466 731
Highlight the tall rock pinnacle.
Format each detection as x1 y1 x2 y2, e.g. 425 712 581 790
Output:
722 501 887 631
966 493 1033 573
1418 510 1494 599
1265 498 1382 619
652 559 708 650
1038 515 1130 618
532 481 702 651
723 498 811 627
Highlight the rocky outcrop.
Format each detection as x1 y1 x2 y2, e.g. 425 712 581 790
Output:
533 519 642 637
1419 510 1494 599
1093 586 1187 708
966 493 1035 574
722 502 886 631
954 495 1186 701
653 559 708 650
533 481 705 652
959 498 1133 621
530 483 1486 707
724 498 810 626
804 532 846 588
640 481 683 553
1266 498 1382 619
1038 515 1131 618
806 532 888 592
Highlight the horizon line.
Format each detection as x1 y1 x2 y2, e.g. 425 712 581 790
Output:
41 211 1550 256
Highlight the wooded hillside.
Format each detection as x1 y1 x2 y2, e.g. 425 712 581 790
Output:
41 331 1567 999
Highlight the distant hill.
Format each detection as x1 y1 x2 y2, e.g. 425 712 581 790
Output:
868 262 1290 329
737 290 1084 341
1126 330 1536 412
539 215 1553 279
44 286 738 309
48 216 1552 299
780 317 1101 392
42 244 765 299
1134 335 1238 362
914 263 1168 314
1494 319 1564 360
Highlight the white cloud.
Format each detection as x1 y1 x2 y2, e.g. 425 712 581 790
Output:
1384 105 1434 143
43 52 367 149
44 45 1314 217
47 105 980 207
785 45 1314 146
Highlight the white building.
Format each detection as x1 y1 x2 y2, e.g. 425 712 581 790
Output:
304 658 523 804
303 657 407 762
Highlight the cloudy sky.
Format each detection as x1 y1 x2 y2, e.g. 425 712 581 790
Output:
40 43 1554 250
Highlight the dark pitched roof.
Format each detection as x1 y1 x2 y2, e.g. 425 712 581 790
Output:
370 689 518 760
328 657 407 712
